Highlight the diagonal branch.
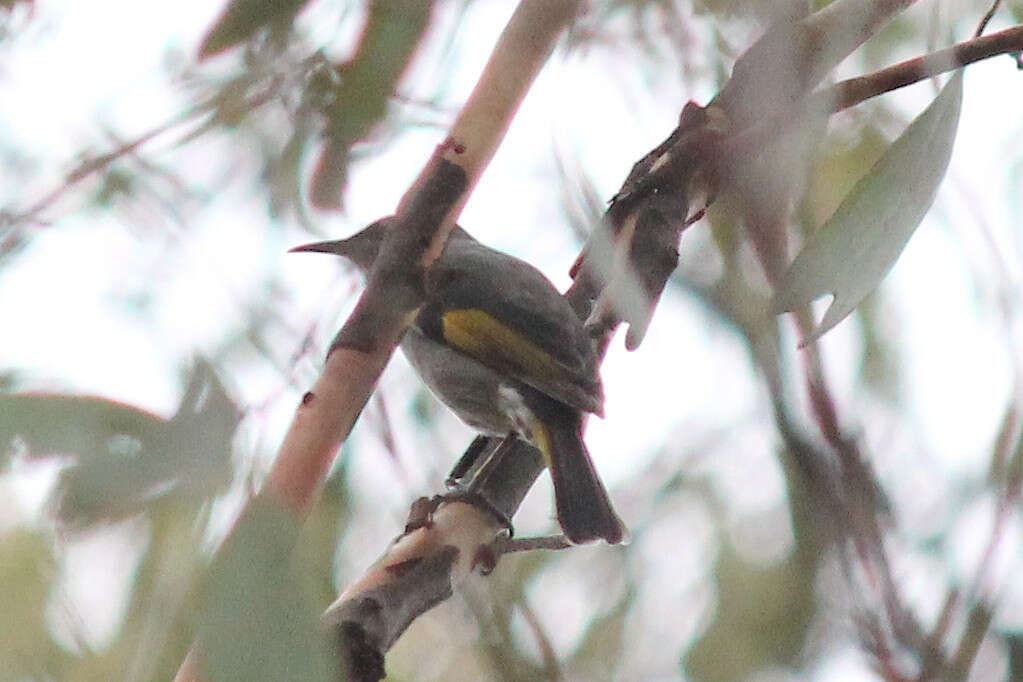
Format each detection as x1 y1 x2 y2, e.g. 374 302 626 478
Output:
319 2 965 676
728 23 1023 160
327 10 1023 682
176 2 584 681
310 8 1023 682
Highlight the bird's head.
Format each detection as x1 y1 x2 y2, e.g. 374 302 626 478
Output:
289 218 392 272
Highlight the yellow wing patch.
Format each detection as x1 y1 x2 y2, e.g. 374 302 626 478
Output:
528 420 553 468
440 309 563 382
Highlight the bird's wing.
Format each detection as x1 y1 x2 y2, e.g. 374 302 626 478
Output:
416 239 604 416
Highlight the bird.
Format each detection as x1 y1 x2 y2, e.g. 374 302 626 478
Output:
291 218 625 544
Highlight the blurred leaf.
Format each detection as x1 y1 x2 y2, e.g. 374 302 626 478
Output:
411 385 443 428
493 547 561 610
987 402 1021 490
58 361 241 527
198 494 336 682
737 118 826 279
0 0 34 14
92 167 137 207
570 586 634 679
684 543 816 681
309 0 435 209
0 394 164 466
0 370 18 391
802 126 887 229
860 13 918 72
1005 630 1023 681
267 124 312 219
64 503 212 682
198 0 313 59
0 361 240 527
437 547 564 681
294 469 352 607
0 529 59 680
855 292 900 398
1004 417 1023 500
774 72 963 343
712 0 908 131
691 0 806 22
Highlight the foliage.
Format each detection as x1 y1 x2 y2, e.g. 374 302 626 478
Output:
1 1 1021 681
775 72 964 343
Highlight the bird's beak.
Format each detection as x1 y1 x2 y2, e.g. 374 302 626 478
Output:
288 239 344 255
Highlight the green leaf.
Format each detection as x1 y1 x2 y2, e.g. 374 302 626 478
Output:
0 530 60 679
1004 630 1023 681
571 586 634 677
197 0 312 59
684 543 816 681
0 393 166 467
774 72 963 343
56 361 240 527
309 0 435 209
198 495 337 682
0 361 240 527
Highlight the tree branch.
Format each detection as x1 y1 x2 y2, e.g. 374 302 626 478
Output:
184 5 1023 681
722 24 1023 166
307 2 584 680
322 4 1005 676
176 2 584 680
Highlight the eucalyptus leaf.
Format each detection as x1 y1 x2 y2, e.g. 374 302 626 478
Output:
0 361 239 527
309 0 435 209
774 71 963 344
199 495 336 682
198 0 312 59
55 361 240 527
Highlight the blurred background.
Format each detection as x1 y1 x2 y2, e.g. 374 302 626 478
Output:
1 0 1022 680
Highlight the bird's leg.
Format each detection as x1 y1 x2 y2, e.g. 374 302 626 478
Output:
436 434 521 535
445 435 492 488
467 433 520 491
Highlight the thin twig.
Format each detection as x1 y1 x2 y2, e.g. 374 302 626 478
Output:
517 599 563 680
0 75 290 236
721 25 1023 162
975 0 1002 38
0 116 182 234
495 534 572 555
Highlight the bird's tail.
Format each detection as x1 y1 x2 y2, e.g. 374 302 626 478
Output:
534 412 626 545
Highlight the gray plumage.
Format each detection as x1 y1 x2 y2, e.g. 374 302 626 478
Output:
292 218 625 544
